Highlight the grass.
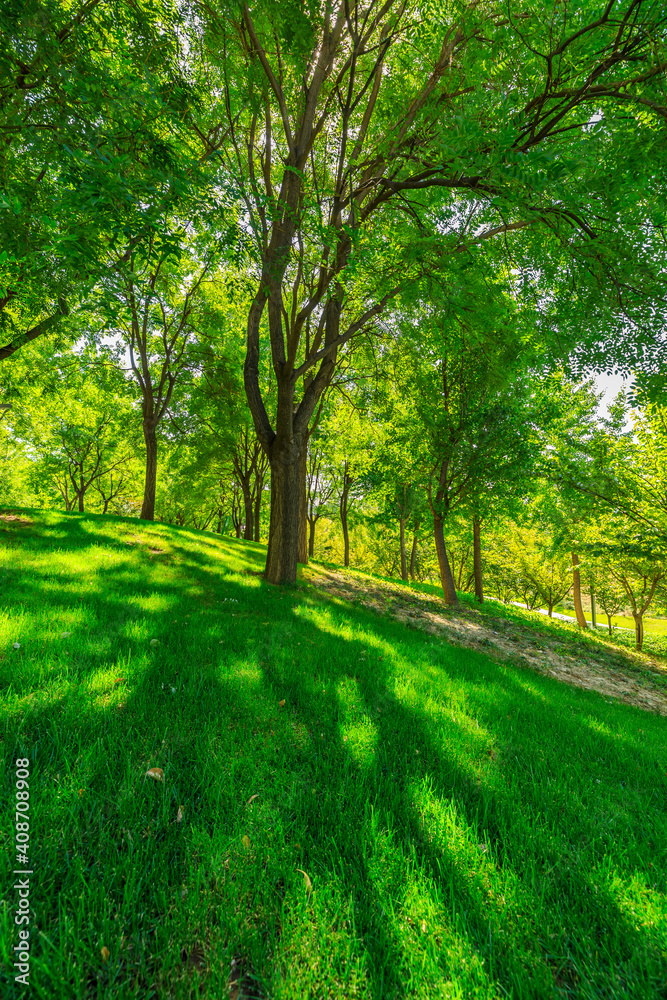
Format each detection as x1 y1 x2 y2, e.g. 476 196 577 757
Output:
0 507 666 1000
551 606 667 637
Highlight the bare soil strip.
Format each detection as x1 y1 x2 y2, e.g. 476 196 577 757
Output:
302 566 667 717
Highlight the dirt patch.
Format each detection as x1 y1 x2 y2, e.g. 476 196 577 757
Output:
0 513 33 526
302 566 667 717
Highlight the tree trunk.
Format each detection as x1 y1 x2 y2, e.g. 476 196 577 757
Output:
633 612 644 652
78 489 84 513
571 552 587 628
342 508 350 567
433 515 458 605
473 516 483 603
590 588 597 630
606 614 613 636
141 423 158 520
265 449 301 584
308 518 316 558
548 602 554 617
253 477 263 542
399 519 408 581
340 469 351 568
409 531 418 580
242 482 254 541
297 446 308 564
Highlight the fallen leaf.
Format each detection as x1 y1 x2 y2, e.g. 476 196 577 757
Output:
146 767 164 782
246 794 259 806
242 835 251 852
175 805 184 823
101 946 110 963
78 788 84 797
296 868 312 899
278 699 286 707
421 920 427 933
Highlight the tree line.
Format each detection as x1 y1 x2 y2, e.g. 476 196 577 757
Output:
1 0 667 622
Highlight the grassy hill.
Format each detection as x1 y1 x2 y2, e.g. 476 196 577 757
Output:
1 508 666 1000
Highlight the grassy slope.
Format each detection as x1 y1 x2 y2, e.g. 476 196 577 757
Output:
0 508 665 1000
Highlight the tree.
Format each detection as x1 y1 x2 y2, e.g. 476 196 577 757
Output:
515 528 573 618
207 0 667 583
102 251 212 520
6 347 136 513
0 0 207 364
305 436 337 558
592 531 666 651
592 561 628 636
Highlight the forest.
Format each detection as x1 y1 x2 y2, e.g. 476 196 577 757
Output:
2 2 667 998
2 0 667 646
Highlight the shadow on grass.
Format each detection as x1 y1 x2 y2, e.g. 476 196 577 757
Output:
0 510 665 999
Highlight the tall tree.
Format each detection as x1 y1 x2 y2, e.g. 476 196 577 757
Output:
0 0 206 364
205 0 667 583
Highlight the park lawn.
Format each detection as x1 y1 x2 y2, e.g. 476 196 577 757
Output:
1 508 666 1000
551 606 667 637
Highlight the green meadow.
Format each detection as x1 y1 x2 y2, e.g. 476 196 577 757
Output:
1 508 666 999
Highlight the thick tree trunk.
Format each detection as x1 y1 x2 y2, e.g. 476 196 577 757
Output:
571 552 587 628
141 423 158 520
633 612 644 652
409 531 418 580
399 519 408 581
265 449 301 584
78 488 84 513
308 518 316 558
473 516 483 603
548 603 554 617
433 515 458 605
298 446 308 564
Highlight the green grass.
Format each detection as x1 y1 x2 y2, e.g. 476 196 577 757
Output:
551 606 667 636
1 507 666 1000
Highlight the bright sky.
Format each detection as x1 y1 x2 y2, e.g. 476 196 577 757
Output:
593 371 631 419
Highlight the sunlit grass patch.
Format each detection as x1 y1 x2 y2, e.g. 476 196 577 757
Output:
1 507 666 1000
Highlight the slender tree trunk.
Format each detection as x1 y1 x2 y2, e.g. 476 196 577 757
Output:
298 447 308 564
340 468 351 568
571 552 587 628
590 588 597 630
141 423 158 520
433 515 458 605
253 483 262 542
409 531 418 581
399 518 408 581
473 516 483 603
78 490 84 514
242 482 254 541
308 518 316 557
342 507 350 567
265 448 301 584
606 614 613 636
548 601 554 617
633 612 644 652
